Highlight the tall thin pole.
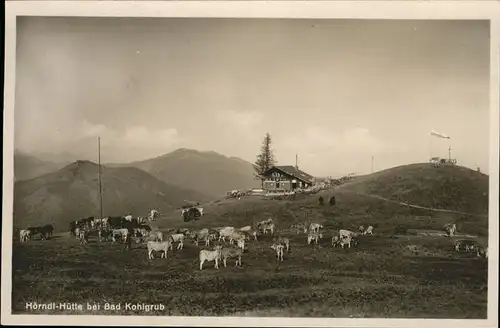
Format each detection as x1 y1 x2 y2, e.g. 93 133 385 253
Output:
295 154 298 169
98 137 103 219
448 146 452 162
371 156 374 174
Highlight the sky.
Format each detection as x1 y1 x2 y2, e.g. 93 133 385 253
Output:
15 17 491 177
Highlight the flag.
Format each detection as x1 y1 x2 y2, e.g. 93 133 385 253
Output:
430 130 450 139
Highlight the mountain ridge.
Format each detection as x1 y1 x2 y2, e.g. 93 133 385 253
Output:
13 159 213 231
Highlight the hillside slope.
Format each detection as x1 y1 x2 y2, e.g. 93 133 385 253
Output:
14 151 66 181
13 160 213 231
110 148 260 198
336 163 489 215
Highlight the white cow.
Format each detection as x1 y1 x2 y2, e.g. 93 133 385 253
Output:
228 231 246 245
219 247 243 267
307 232 323 245
339 235 353 248
331 236 340 247
274 236 290 252
19 229 30 243
124 215 133 222
256 218 273 230
271 244 285 261
147 241 172 259
363 226 374 235
339 229 357 239
444 223 457 237
149 209 159 221
112 228 129 243
191 228 210 246
218 227 236 242
169 233 185 250
261 223 275 235
78 229 89 245
308 223 323 234
199 246 223 270
74 227 81 240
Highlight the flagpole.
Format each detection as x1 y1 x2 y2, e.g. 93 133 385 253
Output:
98 137 103 220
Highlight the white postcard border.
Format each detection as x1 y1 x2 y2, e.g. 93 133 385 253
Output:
2 1 499 327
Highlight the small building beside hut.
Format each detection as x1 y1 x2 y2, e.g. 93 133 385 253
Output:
261 165 315 192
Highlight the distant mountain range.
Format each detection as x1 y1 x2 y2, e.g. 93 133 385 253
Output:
14 150 68 182
107 148 261 198
13 148 261 230
13 160 212 231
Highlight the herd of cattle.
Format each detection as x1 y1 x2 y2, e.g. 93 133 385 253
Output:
17 210 489 271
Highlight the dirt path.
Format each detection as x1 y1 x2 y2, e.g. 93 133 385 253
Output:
338 190 488 218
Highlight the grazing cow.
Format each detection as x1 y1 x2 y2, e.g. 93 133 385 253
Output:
339 235 353 248
169 233 185 250
78 229 89 245
363 226 374 235
308 223 323 234
27 226 44 240
149 209 159 221
307 232 323 245
291 223 308 234
331 236 340 247
455 239 479 253
273 236 290 252
477 246 488 258
124 215 133 222
444 223 457 237
190 228 210 246
339 229 357 239
241 229 258 241
256 219 273 230
218 227 236 242
183 207 202 222
358 225 365 233
219 247 243 267
227 231 246 245
19 229 30 243
260 223 275 235
101 217 109 229
41 224 54 239
271 244 285 261
236 238 246 251
74 227 81 240
199 246 223 270
147 241 172 259
112 228 129 243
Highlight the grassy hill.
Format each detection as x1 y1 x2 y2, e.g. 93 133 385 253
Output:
14 151 66 182
109 148 261 198
336 163 489 216
13 160 213 231
11 161 489 318
152 163 489 238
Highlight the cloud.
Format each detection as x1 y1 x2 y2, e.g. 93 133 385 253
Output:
278 125 408 176
123 126 180 149
215 109 264 133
